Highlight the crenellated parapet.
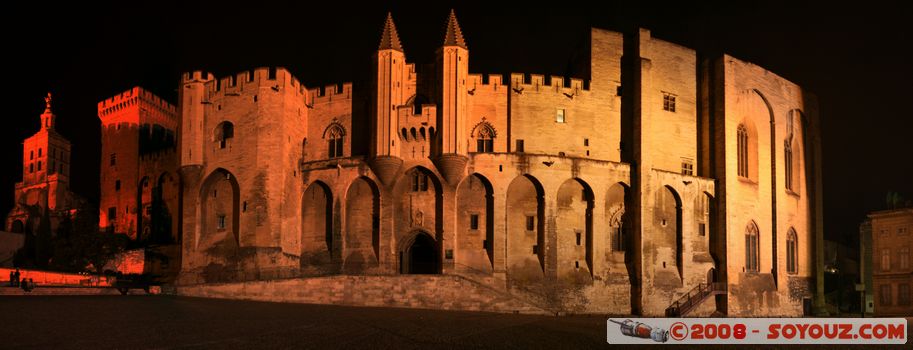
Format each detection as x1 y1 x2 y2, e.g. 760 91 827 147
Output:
187 67 309 104
98 87 178 129
307 83 353 106
181 70 214 84
138 147 178 162
466 73 505 94
508 73 590 97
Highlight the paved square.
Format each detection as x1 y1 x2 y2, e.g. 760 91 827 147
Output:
0 296 609 349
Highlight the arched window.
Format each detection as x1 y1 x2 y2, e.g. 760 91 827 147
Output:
325 124 345 158
215 121 234 149
473 122 495 153
786 228 798 274
745 221 759 272
411 169 428 192
784 141 794 191
737 124 749 178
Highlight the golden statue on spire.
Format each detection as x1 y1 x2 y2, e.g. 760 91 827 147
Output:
44 92 52 112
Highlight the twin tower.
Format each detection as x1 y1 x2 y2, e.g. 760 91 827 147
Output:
371 10 471 186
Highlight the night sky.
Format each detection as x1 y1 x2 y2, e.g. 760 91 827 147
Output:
3 1 911 244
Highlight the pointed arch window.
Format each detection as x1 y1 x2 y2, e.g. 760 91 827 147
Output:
737 124 749 178
784 140 794 191
745 221 759 272
476 127 494 153
411 170 429 192
786 228 798 274
473 122 495 153
325 124 345 158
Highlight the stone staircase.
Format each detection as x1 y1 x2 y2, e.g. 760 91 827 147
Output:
665 282 727 317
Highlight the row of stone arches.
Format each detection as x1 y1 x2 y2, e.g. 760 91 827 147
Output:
400 126 436 142
196 167 642 279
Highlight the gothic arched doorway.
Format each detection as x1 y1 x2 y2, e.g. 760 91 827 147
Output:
402 232 439 274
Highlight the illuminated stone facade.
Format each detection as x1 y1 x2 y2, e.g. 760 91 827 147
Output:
5 94 80 236
93 12 823 316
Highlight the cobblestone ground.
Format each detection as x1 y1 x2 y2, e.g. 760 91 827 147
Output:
0 295 610 349
0 296 906 349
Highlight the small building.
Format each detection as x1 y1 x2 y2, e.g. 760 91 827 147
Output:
869 208 913 316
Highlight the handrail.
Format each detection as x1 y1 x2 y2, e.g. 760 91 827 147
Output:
666 282 728 316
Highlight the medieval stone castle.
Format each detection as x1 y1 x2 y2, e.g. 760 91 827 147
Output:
7 11 824 316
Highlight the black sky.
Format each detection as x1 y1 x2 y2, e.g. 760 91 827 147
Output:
2 1 911 244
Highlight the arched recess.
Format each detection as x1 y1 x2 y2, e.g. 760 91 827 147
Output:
785 109 804 194
557 178 595 281
606 182 638 313
302 181 334 269
344 177 380 273
786 227 799 274
655 185 683 281
456 173 495 272
745 221 760 273
506 174 545 281
606 182 630 254
137 176 152 241
153 172 180 244
394 167 444 272
399 230 440 274
751 88 779 285
199 168 240 251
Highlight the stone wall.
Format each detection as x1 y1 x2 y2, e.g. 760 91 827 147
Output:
178 275 550 315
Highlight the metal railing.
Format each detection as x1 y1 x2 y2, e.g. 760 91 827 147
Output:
665 282 727 316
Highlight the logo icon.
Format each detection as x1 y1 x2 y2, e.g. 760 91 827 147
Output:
609 319 669 343
669 321 688 341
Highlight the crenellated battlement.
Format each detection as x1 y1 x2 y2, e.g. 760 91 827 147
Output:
181 71 215 84
466 73 504 92
307 83 353 105
508 73 590 95
139 147 178 162
192 67 310 103
98 87 178 118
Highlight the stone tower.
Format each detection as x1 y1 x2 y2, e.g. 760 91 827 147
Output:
5 93 76 234
433 9 469 186
97 87 180 241
369 13 406 186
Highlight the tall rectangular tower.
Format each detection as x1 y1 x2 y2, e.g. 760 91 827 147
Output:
98 87 180 241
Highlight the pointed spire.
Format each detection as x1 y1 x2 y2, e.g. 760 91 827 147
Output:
443 9 467 48
378 12 403 51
